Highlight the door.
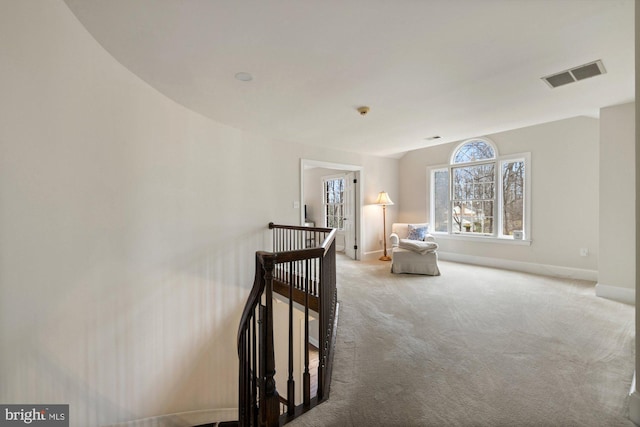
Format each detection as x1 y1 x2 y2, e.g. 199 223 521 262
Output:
343 172 357 260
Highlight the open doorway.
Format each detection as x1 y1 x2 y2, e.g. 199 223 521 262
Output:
300 159 362 260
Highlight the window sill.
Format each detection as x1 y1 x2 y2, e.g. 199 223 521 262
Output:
432 233 532 246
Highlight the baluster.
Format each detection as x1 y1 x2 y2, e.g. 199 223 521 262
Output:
313 259 318 296
317 255 325 401
287 261 295 415
251 312 258 426
292 260 297 290
303 258 311 406
239 332 246 425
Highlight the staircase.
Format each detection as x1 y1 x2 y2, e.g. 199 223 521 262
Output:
194 423 239 427
236 223 338 426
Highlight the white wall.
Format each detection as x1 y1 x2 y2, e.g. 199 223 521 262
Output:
398 116 600 277
597 102 635 303
303 167 335 226
303 162 400 260
303 167 348 250
363 158 400 259
0 2 398 426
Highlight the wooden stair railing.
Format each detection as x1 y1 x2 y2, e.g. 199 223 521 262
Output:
237 223 338 427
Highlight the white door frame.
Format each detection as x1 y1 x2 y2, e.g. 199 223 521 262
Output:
300 159 363 261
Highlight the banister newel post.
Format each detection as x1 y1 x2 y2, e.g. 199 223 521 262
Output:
260 254 280 427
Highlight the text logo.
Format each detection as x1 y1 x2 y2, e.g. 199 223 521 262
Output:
0 405 68 426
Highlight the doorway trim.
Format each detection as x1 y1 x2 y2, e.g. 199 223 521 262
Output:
300 159 363 261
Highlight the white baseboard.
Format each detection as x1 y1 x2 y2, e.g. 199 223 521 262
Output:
363 249 384 261
438 251 598 281
595 283 635 305
104 408 237 427
366 250 636 305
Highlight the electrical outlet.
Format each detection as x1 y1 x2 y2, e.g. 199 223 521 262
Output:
293 201 300 209
580 248 589 257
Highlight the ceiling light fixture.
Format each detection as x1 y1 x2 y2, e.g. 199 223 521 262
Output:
234 72 253 82
425 136 441 141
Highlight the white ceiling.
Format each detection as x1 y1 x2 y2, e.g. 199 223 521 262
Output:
64 0 634 158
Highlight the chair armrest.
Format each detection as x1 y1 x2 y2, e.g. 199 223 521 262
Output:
390 233 400 247
425 234 436 243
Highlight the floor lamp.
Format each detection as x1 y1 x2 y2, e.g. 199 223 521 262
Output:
376 191 394 261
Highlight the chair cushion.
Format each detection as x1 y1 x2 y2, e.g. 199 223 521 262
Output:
407 224 428 241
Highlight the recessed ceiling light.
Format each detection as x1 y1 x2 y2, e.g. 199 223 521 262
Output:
234 72 253 82
425 136 441 141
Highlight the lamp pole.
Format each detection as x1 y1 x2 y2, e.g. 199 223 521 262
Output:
375 191 394 262
379 203 391 261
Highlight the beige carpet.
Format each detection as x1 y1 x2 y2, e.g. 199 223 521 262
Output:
288 256 636 427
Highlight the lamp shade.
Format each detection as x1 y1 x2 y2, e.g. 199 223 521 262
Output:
375 191 394 206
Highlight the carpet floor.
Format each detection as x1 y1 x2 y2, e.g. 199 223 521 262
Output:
288 256 636 427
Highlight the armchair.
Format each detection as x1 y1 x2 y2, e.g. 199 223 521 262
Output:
389 223 440 276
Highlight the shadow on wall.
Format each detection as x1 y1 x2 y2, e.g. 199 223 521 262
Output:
2 224 268 426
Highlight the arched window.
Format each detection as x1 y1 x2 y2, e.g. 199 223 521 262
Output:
431 138 529 240
452 139 496 164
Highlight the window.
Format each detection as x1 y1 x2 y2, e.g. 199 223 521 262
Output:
430 138 529 240
502 160 525 236
323 177 345 229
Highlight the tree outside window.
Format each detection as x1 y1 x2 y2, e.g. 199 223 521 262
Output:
431 139 528 239
323 177 344 229
432 169 449 232
502 160 525 236
452 163 495 234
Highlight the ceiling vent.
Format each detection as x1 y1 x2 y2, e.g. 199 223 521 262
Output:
542 60 606 88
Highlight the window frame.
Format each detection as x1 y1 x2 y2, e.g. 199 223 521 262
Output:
451 159 496 235
322 174 346 230
429 138 531 244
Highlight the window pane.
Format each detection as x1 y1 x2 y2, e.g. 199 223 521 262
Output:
502 160 525 236
453 140 496 163
323 177 345 230
433 169 449 232
452 201 465 232
452 163 495 234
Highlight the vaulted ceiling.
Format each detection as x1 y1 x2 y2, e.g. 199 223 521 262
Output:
64 0 634 158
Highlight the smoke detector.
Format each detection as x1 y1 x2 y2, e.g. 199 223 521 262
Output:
541 60 606 88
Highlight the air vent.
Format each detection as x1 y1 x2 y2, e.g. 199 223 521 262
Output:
542 60 606 88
